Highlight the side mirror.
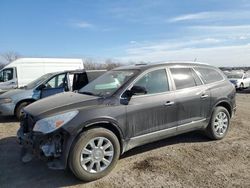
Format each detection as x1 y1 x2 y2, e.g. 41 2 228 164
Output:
120 86 147 105
37 84 46 90
130 85 147 95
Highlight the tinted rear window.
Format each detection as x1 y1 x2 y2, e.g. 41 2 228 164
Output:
170 68 202 90
195 67 223 84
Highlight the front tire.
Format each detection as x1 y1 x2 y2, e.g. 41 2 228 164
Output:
206 106 230 140
15 102 31 120
69 128 120 182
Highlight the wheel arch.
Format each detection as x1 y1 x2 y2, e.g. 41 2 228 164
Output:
65 119 125 168
14 98 36 115
81 121 125 152
214 100 232 117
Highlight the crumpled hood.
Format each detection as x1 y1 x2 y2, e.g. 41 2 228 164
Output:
24 92 101 117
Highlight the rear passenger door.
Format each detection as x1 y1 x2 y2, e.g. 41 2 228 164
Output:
169 67 209 131
194 67 226 117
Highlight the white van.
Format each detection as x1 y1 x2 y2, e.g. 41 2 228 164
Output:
0 58 84 93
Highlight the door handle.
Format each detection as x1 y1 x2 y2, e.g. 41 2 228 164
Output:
201 94 209 99
164 101 175 106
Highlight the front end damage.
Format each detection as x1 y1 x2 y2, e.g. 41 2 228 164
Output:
17 114 69 169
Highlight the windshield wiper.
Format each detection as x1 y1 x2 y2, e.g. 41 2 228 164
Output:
80 91 104 98
80 91 95 96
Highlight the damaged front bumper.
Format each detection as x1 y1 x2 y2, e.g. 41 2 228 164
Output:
17 121 70 169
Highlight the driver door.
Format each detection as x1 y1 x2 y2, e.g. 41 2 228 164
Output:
40 73 68 98
0 68 17 90
125 68 177 138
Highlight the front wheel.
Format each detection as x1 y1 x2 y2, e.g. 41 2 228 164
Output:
206 106 230 140
69 128 120 182
15 102 31 120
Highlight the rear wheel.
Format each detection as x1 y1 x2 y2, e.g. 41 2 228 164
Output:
69 128 120 182
206 106 230 140
15 102 31 120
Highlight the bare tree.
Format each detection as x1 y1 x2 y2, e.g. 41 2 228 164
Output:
83 58 123 70
104 58 122 70
1 51 21 64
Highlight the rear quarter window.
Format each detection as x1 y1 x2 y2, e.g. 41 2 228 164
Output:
170 68 202 90
195 67 224 84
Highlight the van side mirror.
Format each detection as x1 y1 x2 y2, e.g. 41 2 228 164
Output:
37 84 46 90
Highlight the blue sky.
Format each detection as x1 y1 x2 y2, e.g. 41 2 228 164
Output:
1 0 250 66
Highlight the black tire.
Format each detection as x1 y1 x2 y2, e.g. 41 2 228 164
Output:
206 106 230 140
15 102 30 120
69 128 120 182
239 83 244 91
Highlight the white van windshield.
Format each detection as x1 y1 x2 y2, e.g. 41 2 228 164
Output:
25 73 54 89
0 68 14 82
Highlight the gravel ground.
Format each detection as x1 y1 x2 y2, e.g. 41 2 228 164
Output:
0 92 250 188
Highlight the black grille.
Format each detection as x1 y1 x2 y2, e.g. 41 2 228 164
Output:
21 113 36 133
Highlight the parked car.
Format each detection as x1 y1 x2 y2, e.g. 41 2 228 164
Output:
227 72 250 90
17 62 236 181
0 69 105 119
0 58 84 94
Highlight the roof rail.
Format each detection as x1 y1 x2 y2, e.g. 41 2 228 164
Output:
135 63 147 66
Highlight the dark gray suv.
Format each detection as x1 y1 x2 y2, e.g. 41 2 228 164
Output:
17 63 236 181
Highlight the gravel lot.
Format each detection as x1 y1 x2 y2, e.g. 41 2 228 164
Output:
0 92 250 188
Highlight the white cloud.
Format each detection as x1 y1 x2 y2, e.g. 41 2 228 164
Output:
168 12 214 22
129 40 138 44
118 44 250 67
71 21 94 28
125 38 222 55
191 25 250 31
168 11 250 23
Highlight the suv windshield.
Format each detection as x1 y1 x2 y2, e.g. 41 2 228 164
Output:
227 74 243 79
25 73 54 89
79 70 138 97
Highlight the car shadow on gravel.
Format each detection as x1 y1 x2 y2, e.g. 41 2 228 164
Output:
0 116 18 123
0 136 82 188
237 88 250 94
122 131 210 159
0 132 210 187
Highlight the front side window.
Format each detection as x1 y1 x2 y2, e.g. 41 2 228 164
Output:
25 73 53 89
133 69 169 95
44 74 66 89
79 70 139 97
170 68 202 90
0 68 14 82
195 67 224 84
